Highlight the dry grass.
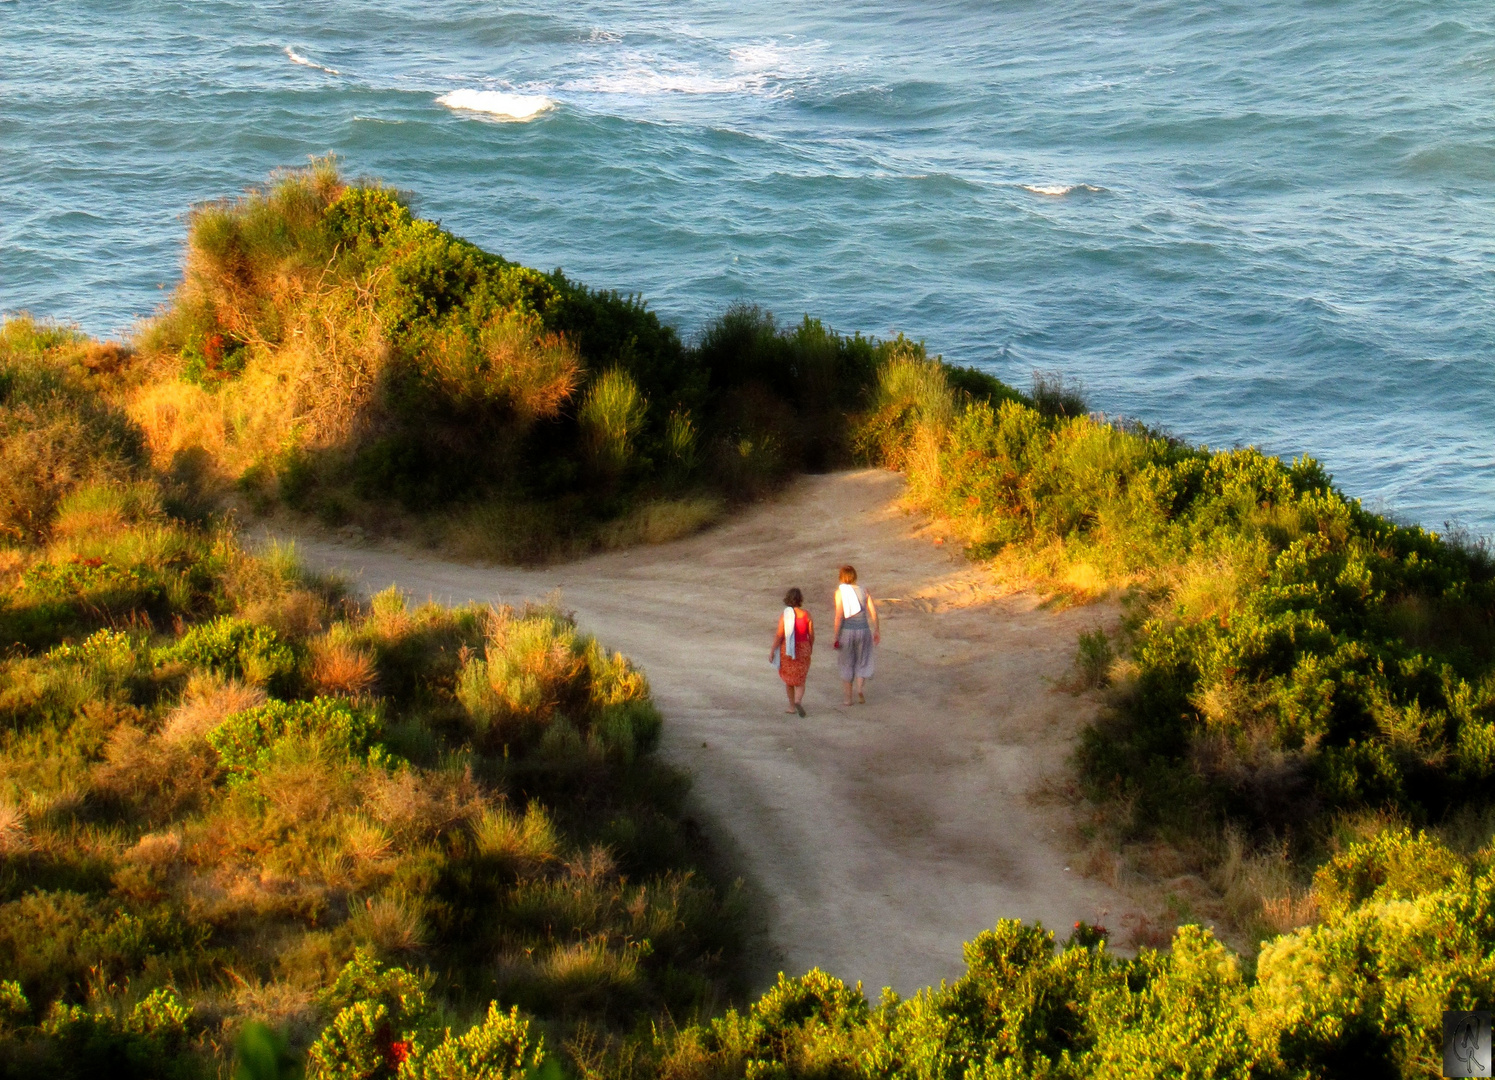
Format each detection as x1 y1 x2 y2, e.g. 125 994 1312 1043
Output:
598 497 723 550
161 675 267 744
429 315 582 420
1257 891 1320 936
0 801 30 856
338 815 393 864
347 894 427 954
309 637 377 698
361 766 483 843
472 805 560 868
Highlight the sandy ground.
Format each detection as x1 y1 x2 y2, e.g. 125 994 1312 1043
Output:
283 469 1144 996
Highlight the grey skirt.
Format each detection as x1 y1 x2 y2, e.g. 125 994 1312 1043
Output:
837 625 875 681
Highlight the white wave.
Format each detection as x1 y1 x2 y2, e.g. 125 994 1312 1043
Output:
587 28 623 43
284 46 340 75
728 40 826 77
1023 183 1104 197
435 89 555 121
564 65 752 96
562 38 829 100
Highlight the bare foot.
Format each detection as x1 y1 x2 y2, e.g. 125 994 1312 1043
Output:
858 691 866 704
796 703 806 717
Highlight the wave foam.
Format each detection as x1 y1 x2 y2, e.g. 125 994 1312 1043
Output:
562 39 828 100
564 66 751 96
435 89 556 121
1022 183 1103 197
284 47 339 75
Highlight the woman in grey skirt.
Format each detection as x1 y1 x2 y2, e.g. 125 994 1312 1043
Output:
832 564 880 705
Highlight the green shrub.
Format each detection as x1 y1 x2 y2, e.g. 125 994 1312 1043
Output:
580 369 647 478
0 317 146 545
0 505 731 1076
206 695 384 780
414 1002 543 1080
855 355 1495 848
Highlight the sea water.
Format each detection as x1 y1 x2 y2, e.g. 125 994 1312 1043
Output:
2 0 1492 531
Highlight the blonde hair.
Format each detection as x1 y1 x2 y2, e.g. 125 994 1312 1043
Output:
838 565 857 584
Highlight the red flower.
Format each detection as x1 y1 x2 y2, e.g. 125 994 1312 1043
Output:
389 1039 411 1065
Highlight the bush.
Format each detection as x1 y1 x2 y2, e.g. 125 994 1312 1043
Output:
579 369 647 479
206 696 384 780
853 354 1495 853
0 515 733 1076
120 170 1035 560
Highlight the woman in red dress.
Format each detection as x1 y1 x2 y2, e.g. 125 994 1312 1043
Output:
770 587 814 716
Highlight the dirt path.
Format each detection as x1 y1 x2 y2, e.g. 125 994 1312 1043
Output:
284 469 1143 996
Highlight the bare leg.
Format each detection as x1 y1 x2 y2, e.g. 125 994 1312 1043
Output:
855 676 866 704
784 682 797 713
843 681 854 706
794 685 806 716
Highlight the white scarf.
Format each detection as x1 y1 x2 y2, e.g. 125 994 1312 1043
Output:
782 606 797 659
839 583 863 619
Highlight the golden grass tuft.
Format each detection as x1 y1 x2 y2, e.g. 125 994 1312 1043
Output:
260 757 349 827
362 766 482 842
1258 890 1320 936
161 674 266 745
472 804 560 867
127 378 232 476
597 497 723 550
428 315 582 420
309 637 377 699
0 801 31 856
127 830 183 867
348 893 427 954
338 814 393 864
537 937 641 1006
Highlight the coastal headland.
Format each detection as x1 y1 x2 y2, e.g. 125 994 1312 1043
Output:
0 164 1488 1075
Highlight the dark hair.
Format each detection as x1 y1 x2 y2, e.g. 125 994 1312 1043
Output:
838 565 858 584
783 587 803 608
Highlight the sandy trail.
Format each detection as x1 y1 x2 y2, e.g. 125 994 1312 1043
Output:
284 469 1143 996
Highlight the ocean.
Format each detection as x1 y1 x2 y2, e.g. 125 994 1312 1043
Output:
2 0 1492 531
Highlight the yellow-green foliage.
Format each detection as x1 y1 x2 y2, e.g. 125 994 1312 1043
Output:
126 163 710 537
0 317 147 545
580 369 647 477
598 829 1486 1079
108 170 1019 559
856 355 1495 846
0 529 730 1076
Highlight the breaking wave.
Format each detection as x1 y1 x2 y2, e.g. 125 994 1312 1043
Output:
435 89 556 121
284 46 340 75
1022 183 1104 196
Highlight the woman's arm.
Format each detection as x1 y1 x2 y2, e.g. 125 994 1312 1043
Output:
770 619 785 662
867 594 880 645
805 611 815 647
833 591 844 644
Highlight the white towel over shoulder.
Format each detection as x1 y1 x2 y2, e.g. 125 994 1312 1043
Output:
782 606 797 660
839 583 862 619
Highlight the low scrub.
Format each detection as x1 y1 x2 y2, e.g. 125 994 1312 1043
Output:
855 354 1495 891
0 567 736 1074
189 827 1479 1078
0 322 737 1074
618 829 1490 1079
99 162 1004 561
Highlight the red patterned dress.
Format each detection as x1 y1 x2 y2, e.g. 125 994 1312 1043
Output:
778 608 813 687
